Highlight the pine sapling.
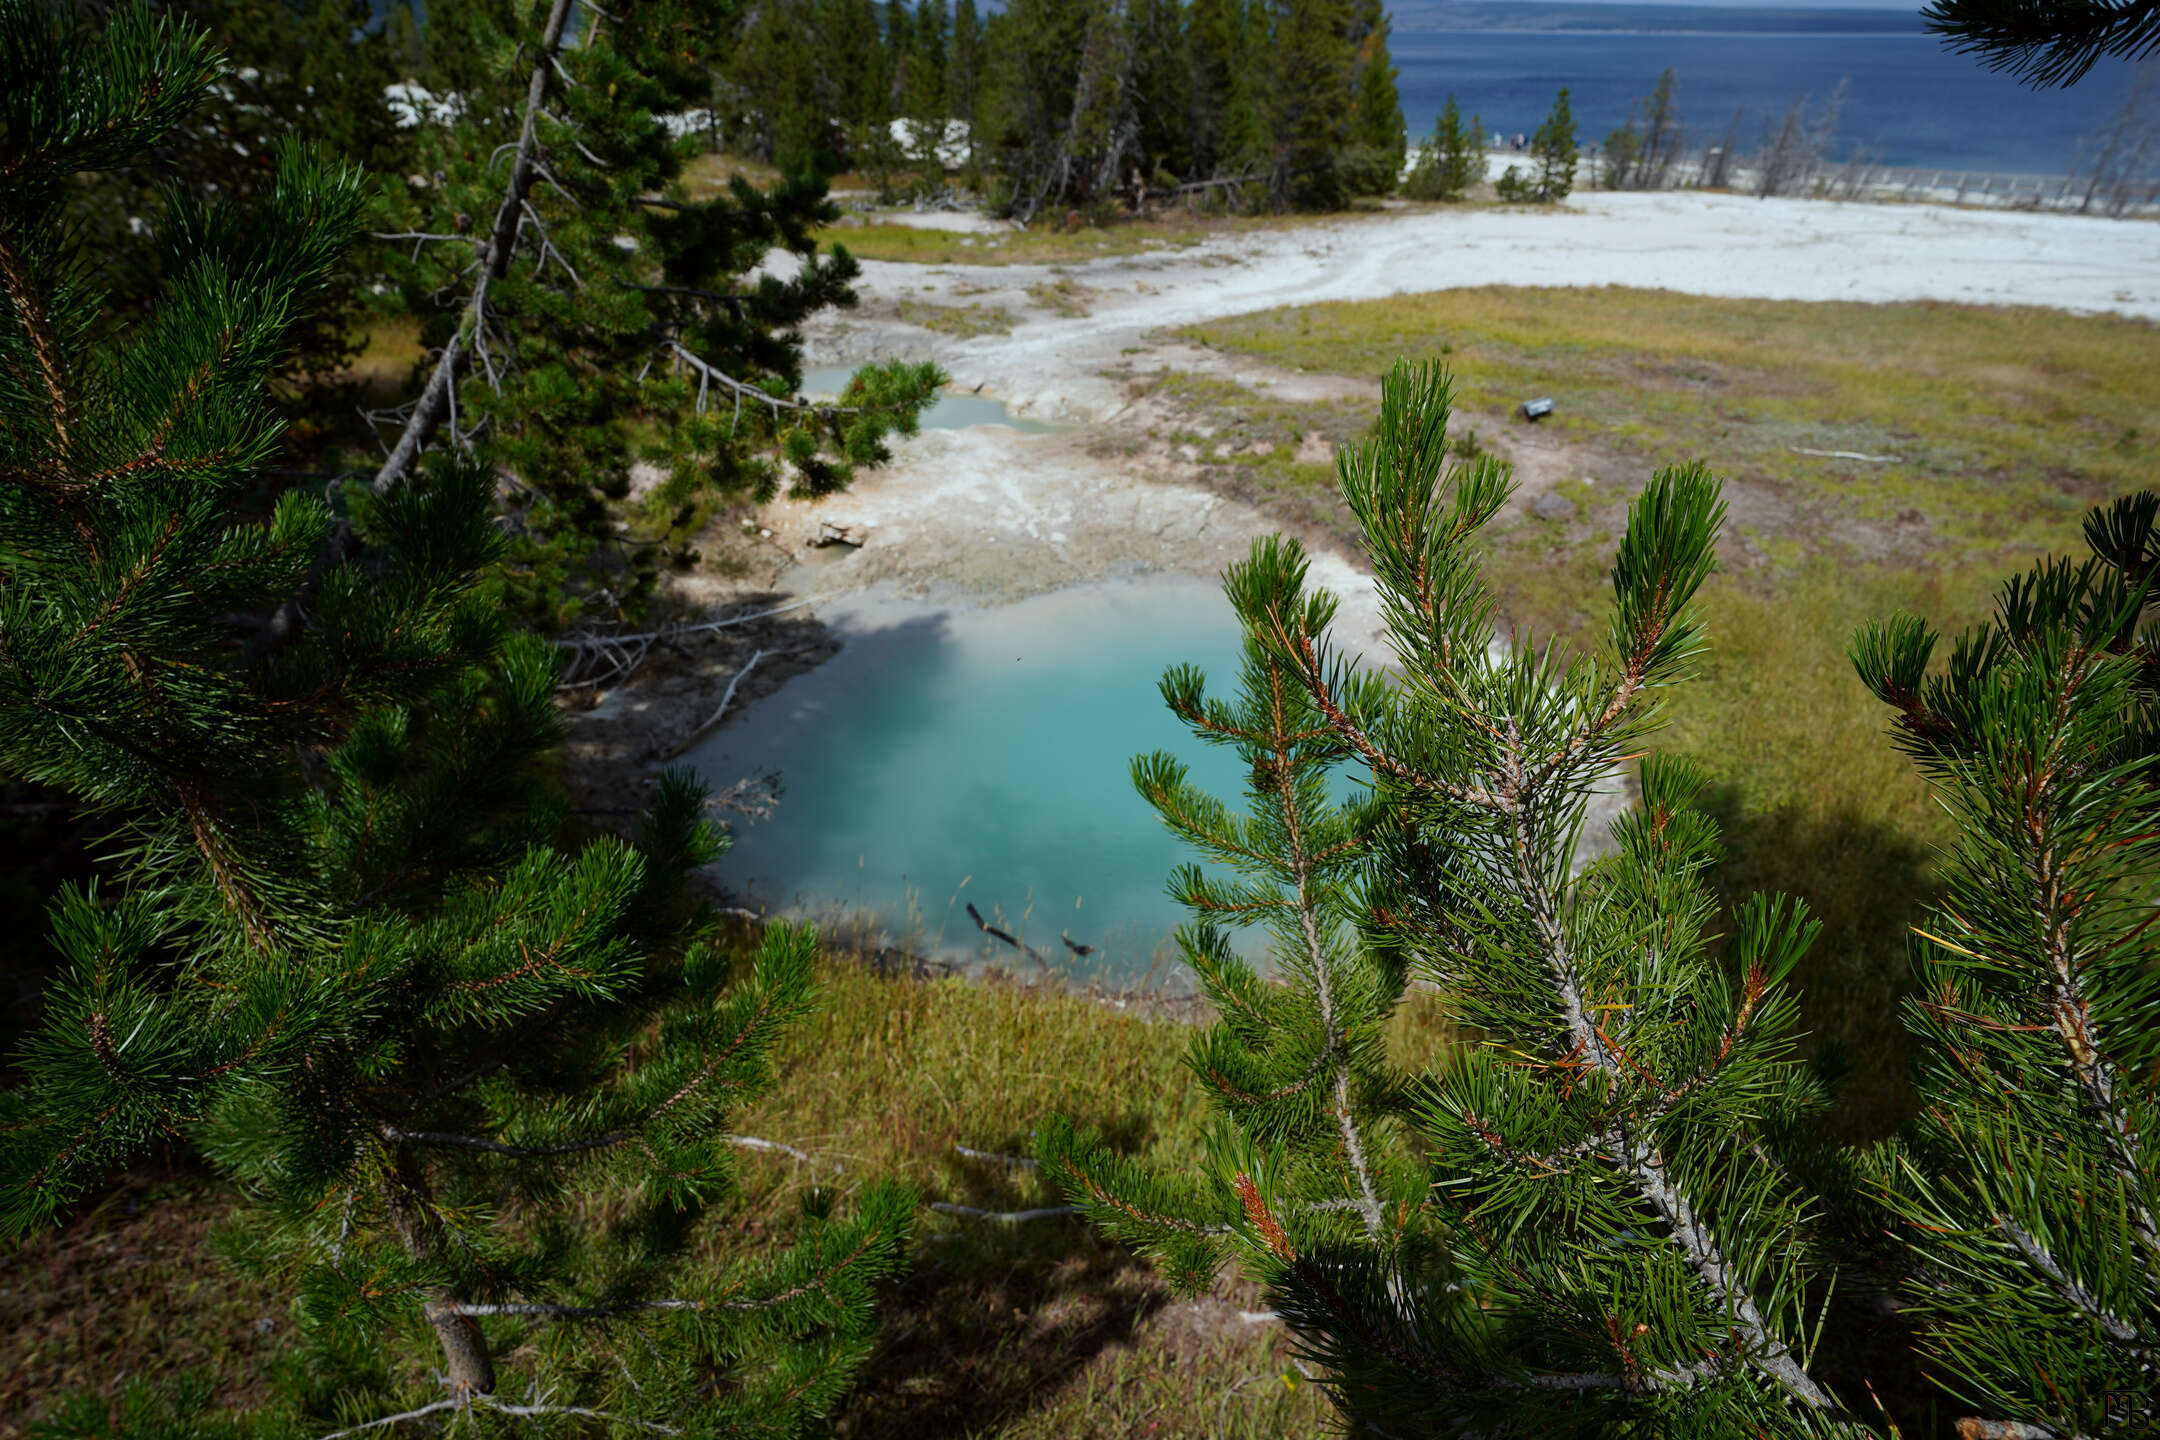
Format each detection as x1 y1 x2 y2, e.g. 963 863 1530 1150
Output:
1045 360 1863 1436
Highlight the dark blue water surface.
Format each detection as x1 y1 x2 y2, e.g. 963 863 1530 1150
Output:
1393 29 2143 174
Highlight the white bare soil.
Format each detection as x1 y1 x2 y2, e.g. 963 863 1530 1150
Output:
778 189 2158 614
572 192 2158 795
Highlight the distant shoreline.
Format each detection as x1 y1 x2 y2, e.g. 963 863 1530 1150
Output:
1390 1 1925 34
1403 27 1930 37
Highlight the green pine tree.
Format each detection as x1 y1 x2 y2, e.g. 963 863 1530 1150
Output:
978 0 1138 220
1498 86 1577 202
1184 0 1240 177
0 6 912 1431
908 0 952 141
1404 94 1482 201
1604 69 1682 190
1042 361 1862 1435
1344 0 1406 193
1127 0 1192 187
829 0 892 129
949 0 985 158
369 0 940 627
1851 496 2160 1436
1267 0 1353 207
729 0 841 171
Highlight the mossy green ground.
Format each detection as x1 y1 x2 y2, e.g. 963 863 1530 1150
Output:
896 297 1015 338
1183 287 2154 552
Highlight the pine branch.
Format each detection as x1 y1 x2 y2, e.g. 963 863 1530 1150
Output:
665 340 860 420
320 1394 681 1439
1491 704 1841 1413
0 230 74 455
2020 769 2160 1258
371 0 578 495
670 648 766 754
1993 1215 2148 1348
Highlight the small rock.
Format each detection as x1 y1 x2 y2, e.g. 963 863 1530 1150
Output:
627 461 668 500
1532 491 1575 522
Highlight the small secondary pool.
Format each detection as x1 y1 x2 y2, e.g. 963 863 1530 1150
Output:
683 578 1283 981
801 365 1063 434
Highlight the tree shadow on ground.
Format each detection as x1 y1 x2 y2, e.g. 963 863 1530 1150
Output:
837 1220 1172 1439
1700 785 1938 1144
834 1114 1182 1439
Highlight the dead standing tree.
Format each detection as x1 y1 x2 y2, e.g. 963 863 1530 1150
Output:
2074 60 2160 214
1754 80 1847 198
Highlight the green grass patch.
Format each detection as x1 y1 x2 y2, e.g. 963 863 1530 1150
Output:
898 298 1014 338
1182 286 2160 555
1026 275 1094 317
679 150 787 201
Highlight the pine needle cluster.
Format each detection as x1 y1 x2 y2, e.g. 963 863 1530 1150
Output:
2 7 910 1432
1853 496 2160 1434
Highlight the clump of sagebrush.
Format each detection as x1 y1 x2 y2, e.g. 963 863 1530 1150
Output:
0 6 910 1433
1043 360 1863 1436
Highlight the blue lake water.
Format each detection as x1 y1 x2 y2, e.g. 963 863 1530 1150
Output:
1393 29 2143 174
684 579 1268 980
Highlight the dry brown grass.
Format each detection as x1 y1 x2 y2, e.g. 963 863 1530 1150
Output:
0 952 1464 1439
0 1167 280 1433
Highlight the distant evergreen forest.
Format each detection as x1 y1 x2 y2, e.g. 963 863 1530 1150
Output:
719 0 1409 217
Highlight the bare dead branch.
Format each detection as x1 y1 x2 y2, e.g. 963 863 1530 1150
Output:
929 1201 1081 1223
371 0 579 494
